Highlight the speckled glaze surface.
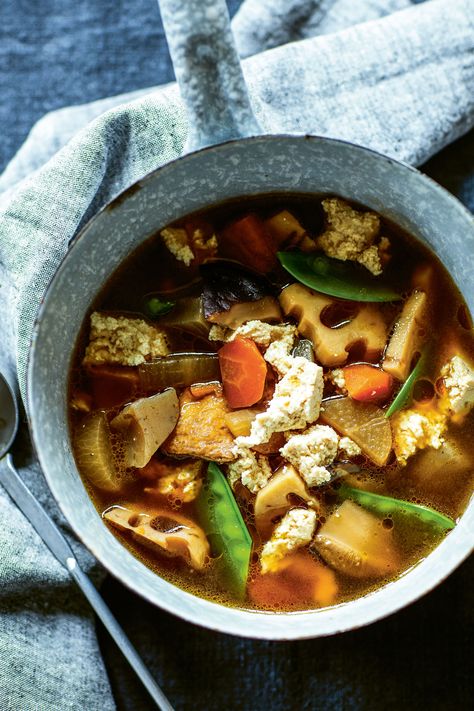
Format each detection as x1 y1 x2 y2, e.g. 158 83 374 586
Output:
28 135 474 639
158 0 260 150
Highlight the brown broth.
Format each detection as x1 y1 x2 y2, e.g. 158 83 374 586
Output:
69 193 474 612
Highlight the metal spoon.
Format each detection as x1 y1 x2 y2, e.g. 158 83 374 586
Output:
0 371 174 711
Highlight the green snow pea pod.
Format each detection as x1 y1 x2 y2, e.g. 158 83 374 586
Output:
196 462 252 597
385 352 428 418
338 484 455 531
144 296 175 318
277 251 401 302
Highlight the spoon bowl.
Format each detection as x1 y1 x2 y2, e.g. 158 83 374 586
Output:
0 372 19 459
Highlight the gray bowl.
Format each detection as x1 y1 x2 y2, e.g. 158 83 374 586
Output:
27 0 474 638
28 133 474 639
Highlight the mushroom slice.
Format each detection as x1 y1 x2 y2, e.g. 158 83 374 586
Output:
382 291 428 381
209 296 282 329
254 464 319 538
313 500 399 578
103 505 210 570
110 388 179 468
279 283 388 367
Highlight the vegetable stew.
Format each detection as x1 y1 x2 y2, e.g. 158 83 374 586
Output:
69 194 474 611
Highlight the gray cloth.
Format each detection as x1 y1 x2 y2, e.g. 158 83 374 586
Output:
232 0 413 57
0 1 472 709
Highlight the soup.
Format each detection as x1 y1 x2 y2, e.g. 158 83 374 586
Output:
69 194 474 611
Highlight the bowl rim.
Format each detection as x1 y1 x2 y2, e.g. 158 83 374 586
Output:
27 133 474 640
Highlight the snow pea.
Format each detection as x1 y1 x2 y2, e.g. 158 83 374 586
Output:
197 463 252 596
338 484 455 530
385 352 427 418
277 251 401 302
144 295 175 318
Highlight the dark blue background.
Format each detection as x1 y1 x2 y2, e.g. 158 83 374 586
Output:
1 1 472 709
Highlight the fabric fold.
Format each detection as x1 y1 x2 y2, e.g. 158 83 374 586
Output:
232 0 412 57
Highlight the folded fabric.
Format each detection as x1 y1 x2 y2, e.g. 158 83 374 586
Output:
232 0 412 57
0 1 472 709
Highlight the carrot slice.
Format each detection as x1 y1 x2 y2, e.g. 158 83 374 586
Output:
221 214 276 273
248 552 338 609
344 364 393 403
218 337 267 408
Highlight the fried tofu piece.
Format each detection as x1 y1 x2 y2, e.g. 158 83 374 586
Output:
318 198 389 275
164 388 236 462
83 312 169 366
161 225 218 266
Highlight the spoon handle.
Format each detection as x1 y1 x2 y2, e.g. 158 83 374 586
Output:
157 0 260 151
0 454 174 711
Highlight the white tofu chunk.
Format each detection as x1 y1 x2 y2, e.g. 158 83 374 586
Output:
260 508 317 573
392 407 447 465
441 355 474 416
280 425 339 487
237 357 324 446
227 444 272 494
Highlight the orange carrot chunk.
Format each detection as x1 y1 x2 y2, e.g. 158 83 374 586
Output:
248 552 338 609
221 214 277 273
218 337 267 408
343 363 393 404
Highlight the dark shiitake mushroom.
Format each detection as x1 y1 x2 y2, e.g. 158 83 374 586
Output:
200 259 278 323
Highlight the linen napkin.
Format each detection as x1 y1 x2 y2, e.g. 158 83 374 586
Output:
0 1 473 709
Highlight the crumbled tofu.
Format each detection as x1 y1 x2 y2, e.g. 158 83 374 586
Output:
319 198 379 258
378 236 391 265
238 357 324 446
317 198 389 275
264 335 297 376
161 227 194 266
260 508 317 573
190 228 218 255
233 321 297 376
232 321 297 349
280 425 339 487
440 355 474 416
356 245 383 276
209 320 297 375
392 408 447 465
208 324 230 342
227 443 272 493
338 436 362 458
145 460 203 502
161 226 217 266
83 312 170 366
327 368 347 394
